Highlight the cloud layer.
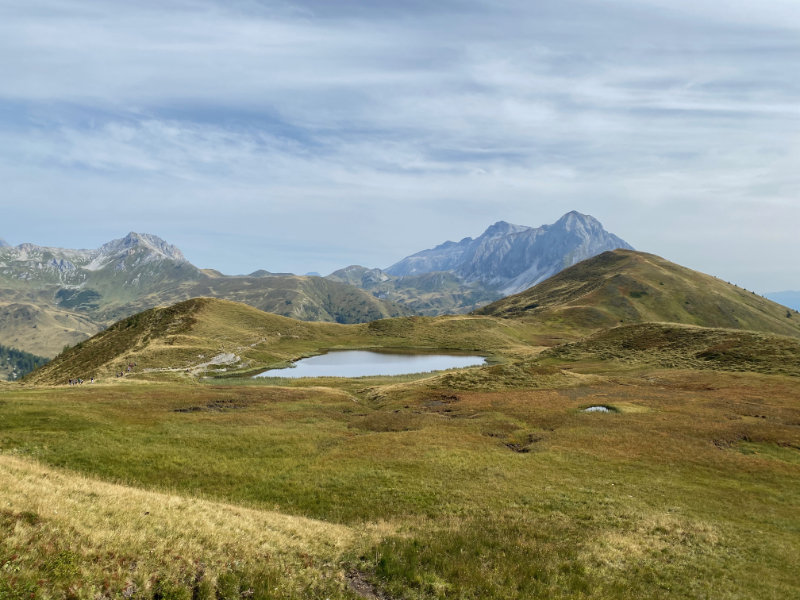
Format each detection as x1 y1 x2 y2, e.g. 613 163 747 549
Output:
1 0 798 291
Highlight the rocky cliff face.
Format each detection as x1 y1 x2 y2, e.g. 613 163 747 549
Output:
386 211 633 295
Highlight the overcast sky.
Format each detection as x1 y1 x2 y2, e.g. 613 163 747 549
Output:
1 0 798 292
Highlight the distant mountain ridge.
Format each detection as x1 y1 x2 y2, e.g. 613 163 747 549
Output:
0 233 409 356
0 214 633 356
325 212 633 315
386 211 633 295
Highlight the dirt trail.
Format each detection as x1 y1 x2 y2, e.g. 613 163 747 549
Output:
346 571 396 600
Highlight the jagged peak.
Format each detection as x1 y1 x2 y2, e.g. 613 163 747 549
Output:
552 211 601 231
98 232 186 262
431 238 472 251
481 221 530 238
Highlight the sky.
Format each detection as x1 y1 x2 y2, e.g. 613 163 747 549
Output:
1 0 798 292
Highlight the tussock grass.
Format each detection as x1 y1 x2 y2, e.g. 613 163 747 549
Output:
0 454 362 599
2 368 800 598
543 322 800 376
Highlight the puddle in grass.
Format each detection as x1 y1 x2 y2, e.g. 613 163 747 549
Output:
584 405 615 413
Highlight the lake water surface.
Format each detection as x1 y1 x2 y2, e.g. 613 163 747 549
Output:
254 350 486 379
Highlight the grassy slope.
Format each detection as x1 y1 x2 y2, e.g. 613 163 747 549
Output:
1 367 798 598
24 298 541 385
6 252 800 597
0 302 102 358
0 454 359 599
541 322 800 377
477 249 800 338
0 265 411 358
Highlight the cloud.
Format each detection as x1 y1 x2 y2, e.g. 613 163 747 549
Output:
0 0 798 291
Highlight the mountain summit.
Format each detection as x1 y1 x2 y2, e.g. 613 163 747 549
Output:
386 211 632 295
97 232 186 264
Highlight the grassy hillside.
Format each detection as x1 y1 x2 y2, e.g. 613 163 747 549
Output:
6 249 800 597
23 298 540 385
477 249 800 338
0 245 411 358
541 322 800 377
0 302 101 358
2 365 799 597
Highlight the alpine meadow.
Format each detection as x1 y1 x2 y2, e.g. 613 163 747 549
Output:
3 1 800 598
2 232 799 598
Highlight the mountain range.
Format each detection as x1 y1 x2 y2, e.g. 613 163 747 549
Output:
384 211 633 294
26 248 800 385
1 211 632 357
327 211 632 314
0 233 408 357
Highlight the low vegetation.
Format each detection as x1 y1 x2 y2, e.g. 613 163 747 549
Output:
478 249 800 339
3 357 800 597
3 250 800 597
23 298 542 385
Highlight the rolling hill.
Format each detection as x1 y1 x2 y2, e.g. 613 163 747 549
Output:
23 297 532 385
27 248 800 386
476 249 800 338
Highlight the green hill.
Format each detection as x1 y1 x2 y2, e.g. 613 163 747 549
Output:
326 266 501 315
542 322 800 377
23 298 533 385
476 249 800 338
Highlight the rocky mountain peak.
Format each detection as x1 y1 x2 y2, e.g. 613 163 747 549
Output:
386 211 633 294
481 221 530 238
552 211 601 232
0 238 9 248
98 232 186 262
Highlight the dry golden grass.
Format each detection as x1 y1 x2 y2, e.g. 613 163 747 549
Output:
0 454 366 597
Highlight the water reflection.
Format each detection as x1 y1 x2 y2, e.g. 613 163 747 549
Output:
254 350 485 379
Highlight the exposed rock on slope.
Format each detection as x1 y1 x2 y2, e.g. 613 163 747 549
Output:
325 211 631 316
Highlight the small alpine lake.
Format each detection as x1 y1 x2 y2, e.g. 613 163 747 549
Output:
254 350 486 379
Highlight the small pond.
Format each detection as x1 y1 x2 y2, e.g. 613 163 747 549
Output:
254 350 486 379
